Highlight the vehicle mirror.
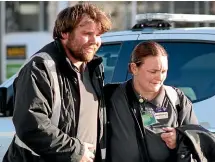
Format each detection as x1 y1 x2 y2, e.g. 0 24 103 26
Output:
0 87 7 116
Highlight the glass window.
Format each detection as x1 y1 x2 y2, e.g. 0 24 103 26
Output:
137 1 169 13
156 42 215 103
126 41 215 103
5 1 48 32
5 2 19 33
199 1 205 14
96 43 121 83
174 1 196 27
175 1 195 14
43 1 49 31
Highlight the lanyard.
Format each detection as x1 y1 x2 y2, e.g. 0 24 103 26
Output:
121 83 151 162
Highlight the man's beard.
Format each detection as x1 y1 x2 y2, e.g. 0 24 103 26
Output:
67 44 97 62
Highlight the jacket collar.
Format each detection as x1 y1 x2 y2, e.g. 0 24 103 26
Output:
131 79 165 108
150 86 165 108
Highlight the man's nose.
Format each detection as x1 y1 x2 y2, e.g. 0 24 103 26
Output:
89 35 97 44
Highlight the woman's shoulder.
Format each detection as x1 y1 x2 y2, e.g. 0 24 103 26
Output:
163 85 192 104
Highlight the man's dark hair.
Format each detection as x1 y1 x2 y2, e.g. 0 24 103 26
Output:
53 3 112 39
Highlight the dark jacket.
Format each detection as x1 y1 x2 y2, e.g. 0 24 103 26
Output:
3 39 106 162
104 80 198 162
176 125 215 162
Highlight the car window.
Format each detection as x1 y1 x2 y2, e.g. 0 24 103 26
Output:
97 43 121 83
159 42 215 103
127 41 215 103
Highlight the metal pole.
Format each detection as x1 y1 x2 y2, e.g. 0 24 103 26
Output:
205 1 210 27
0 1 6 83
39 1 45 31
47 1 57 32
194 1 200 27
131 1 137 27
169 1 175 27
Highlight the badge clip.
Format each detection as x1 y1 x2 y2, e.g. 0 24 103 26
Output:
139 98 144 103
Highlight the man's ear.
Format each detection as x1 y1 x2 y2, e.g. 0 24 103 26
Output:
61 32 69 39
130 63 138 75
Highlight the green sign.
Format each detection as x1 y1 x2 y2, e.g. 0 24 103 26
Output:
6 63 23 79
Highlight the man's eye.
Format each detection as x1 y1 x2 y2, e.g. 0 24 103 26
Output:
83 32 92 35
150 71 156 74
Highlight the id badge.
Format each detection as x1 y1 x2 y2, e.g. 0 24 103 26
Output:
154 106 169 120
141 111 159 126
154 112 168 119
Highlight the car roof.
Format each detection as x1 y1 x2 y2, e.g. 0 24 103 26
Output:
102 27 215 38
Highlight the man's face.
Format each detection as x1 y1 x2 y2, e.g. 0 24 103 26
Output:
133 55 168 93
64 16 102 62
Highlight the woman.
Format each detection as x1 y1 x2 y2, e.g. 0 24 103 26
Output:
104 41 198 162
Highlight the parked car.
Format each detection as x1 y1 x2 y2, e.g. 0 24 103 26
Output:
1 13 215 133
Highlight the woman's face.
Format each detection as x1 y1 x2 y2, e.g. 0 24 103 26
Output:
132 55 168 93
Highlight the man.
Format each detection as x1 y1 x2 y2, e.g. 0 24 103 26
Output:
3 3 111 162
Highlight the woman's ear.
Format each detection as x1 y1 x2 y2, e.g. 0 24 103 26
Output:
130 63 138 75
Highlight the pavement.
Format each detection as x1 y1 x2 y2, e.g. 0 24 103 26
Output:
0 116 14 161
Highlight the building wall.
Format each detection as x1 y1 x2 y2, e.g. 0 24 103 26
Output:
4 1 215 33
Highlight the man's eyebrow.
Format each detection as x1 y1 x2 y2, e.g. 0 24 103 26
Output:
78 20 102 31
79 20 95 27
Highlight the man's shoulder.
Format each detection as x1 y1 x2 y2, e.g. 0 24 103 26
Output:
88 55 103 70
36 41 56 55
22 52 53 68
22 40 56 66
104 82 124 99
16 52 57 80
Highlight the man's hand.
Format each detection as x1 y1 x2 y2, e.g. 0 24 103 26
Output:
80 143 95 162
160 127 177 149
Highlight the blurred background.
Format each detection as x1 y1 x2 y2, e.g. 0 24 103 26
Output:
0 1 215 84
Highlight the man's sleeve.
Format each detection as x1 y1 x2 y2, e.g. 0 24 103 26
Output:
175 88 199 125
12 58 84 162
